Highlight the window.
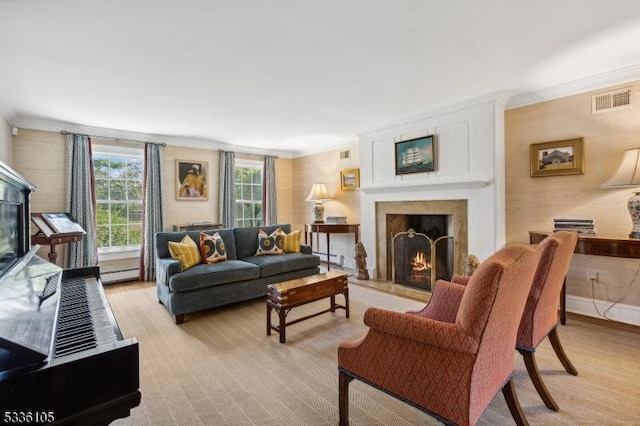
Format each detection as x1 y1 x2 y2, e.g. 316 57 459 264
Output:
93 145 144 251
235 160 263 228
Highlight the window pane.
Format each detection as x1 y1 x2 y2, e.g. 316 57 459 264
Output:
110 180 126 200
235 203 243 220
127 181 142 200
95 180 109 201
128 203 142 222
94 157 110 179
252 184 262 201
96 203 109 226
111 224 127 246
97 225 110 247
235 184 242 200
252 169 262 184
129 224 142 245
108 159 127 179
111 203 128 224
125 160 143 180
242 202 253 218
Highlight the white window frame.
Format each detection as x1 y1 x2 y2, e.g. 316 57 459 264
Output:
92 143 144 258
234 159 263 228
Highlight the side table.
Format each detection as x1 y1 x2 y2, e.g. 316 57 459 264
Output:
305 224 359 270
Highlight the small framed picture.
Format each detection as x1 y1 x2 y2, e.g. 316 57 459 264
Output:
176 160 208 200
395 135 436 175
340 168 360 191
530 138 584 177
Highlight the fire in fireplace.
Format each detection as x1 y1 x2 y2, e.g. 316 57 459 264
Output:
392 228 453 291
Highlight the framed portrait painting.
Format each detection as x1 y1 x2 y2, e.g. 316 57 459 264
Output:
530 138 584 177
176 160 208 200
395 135 436 175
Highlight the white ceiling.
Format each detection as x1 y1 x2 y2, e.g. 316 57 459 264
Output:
2 1 640 157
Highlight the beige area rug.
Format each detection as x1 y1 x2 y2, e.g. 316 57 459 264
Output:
107 284 640 425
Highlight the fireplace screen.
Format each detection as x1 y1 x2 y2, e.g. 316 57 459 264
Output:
392 229 453 291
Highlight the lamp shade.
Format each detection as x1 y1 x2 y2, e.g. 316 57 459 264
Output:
305 183 332 201
602 148 640 187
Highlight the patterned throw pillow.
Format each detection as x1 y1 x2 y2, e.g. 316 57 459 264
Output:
200 232 227 264
282 229 301 253
168 235 201 270
256 228 285 256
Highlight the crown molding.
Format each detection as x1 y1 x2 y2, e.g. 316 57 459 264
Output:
11 117 296 158
506 64 640 110
356 91 509 138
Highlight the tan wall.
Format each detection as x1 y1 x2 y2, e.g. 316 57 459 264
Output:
292 145 361 267
506 81 640 309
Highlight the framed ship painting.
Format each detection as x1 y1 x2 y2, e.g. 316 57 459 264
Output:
395 135 436 175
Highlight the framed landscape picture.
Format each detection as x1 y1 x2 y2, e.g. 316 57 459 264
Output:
176 160 208 200
340 168 360 191
395 135 436 175
530 138 584 177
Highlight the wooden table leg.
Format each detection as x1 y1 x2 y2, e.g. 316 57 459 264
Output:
344 288 350 318
266 303 272 336
330 295 336 312
326 232 331 270
278 307 286 343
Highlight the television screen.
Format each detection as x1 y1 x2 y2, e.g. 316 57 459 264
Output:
0 202 19 278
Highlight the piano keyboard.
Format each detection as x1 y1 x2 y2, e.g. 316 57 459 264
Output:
55 277 119 358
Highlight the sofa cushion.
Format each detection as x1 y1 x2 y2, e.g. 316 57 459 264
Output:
168 235 201 270
200 232 227 264
242 253 320 278
282 229 301 253
169 260 260 292
156 228 238 260
234 224 292 259
256 228 285 256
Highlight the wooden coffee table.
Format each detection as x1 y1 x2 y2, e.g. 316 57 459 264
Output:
267 271 349 343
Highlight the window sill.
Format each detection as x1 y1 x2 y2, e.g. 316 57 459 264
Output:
98 247 140 261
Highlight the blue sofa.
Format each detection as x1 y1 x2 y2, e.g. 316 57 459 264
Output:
155 224 320 324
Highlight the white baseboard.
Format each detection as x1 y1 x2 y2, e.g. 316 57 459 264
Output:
566 295 640 327
102 268 139 284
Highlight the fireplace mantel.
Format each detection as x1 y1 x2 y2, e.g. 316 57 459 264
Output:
360 177 490 194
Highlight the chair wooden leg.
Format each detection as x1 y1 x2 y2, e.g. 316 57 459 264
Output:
502 378 529 426
175 314 185 324
548 327 578 375
519 349 559 411
339 371 353 426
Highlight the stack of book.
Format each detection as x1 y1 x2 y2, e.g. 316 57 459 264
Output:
325 216 347 224
553 218 596 234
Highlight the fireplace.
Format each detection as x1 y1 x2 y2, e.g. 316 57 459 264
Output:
375 200 468 289
392 227 453 291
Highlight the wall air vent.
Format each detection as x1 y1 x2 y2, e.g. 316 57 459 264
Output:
340 150 350 159
592 87 632 113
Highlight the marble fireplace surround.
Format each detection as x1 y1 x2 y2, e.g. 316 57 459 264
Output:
375 200 468 282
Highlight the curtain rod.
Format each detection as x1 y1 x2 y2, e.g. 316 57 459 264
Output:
220 149 279 159
60 130 167 147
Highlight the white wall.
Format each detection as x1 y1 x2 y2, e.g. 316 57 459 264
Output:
0 114 11 165
358 93 508 276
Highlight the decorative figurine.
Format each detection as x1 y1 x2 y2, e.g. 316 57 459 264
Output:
353 242 369 280
465 254 480 276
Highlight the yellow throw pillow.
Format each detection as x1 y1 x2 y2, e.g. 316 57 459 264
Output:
256 228 285 255
200 232 227 264
168 235 201 270
282 229 301 253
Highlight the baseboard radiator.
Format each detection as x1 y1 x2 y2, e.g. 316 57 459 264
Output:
101 267 139 284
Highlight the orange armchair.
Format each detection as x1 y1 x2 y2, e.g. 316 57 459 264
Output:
338 244 541 426
515 231 578 411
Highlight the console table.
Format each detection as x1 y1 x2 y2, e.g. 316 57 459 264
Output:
305 223 359 270
173 223 225 232
529 231 640 325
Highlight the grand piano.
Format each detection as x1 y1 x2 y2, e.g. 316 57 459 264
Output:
0 160 140 424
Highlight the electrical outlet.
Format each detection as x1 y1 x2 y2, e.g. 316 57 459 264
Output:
588 271 598 281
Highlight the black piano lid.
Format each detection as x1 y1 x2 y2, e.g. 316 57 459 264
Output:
0 245 62 360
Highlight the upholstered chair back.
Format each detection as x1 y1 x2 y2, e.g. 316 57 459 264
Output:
517 231 578 349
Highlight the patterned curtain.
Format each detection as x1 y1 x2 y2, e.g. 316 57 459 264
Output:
140 143 164 281
64 134 98 268
219 150 236 228
263 155 277 225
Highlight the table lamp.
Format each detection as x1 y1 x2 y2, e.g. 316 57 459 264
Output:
305 183 332 223
602 147 640 238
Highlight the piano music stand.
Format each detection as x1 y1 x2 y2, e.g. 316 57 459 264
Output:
31 212 85 265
